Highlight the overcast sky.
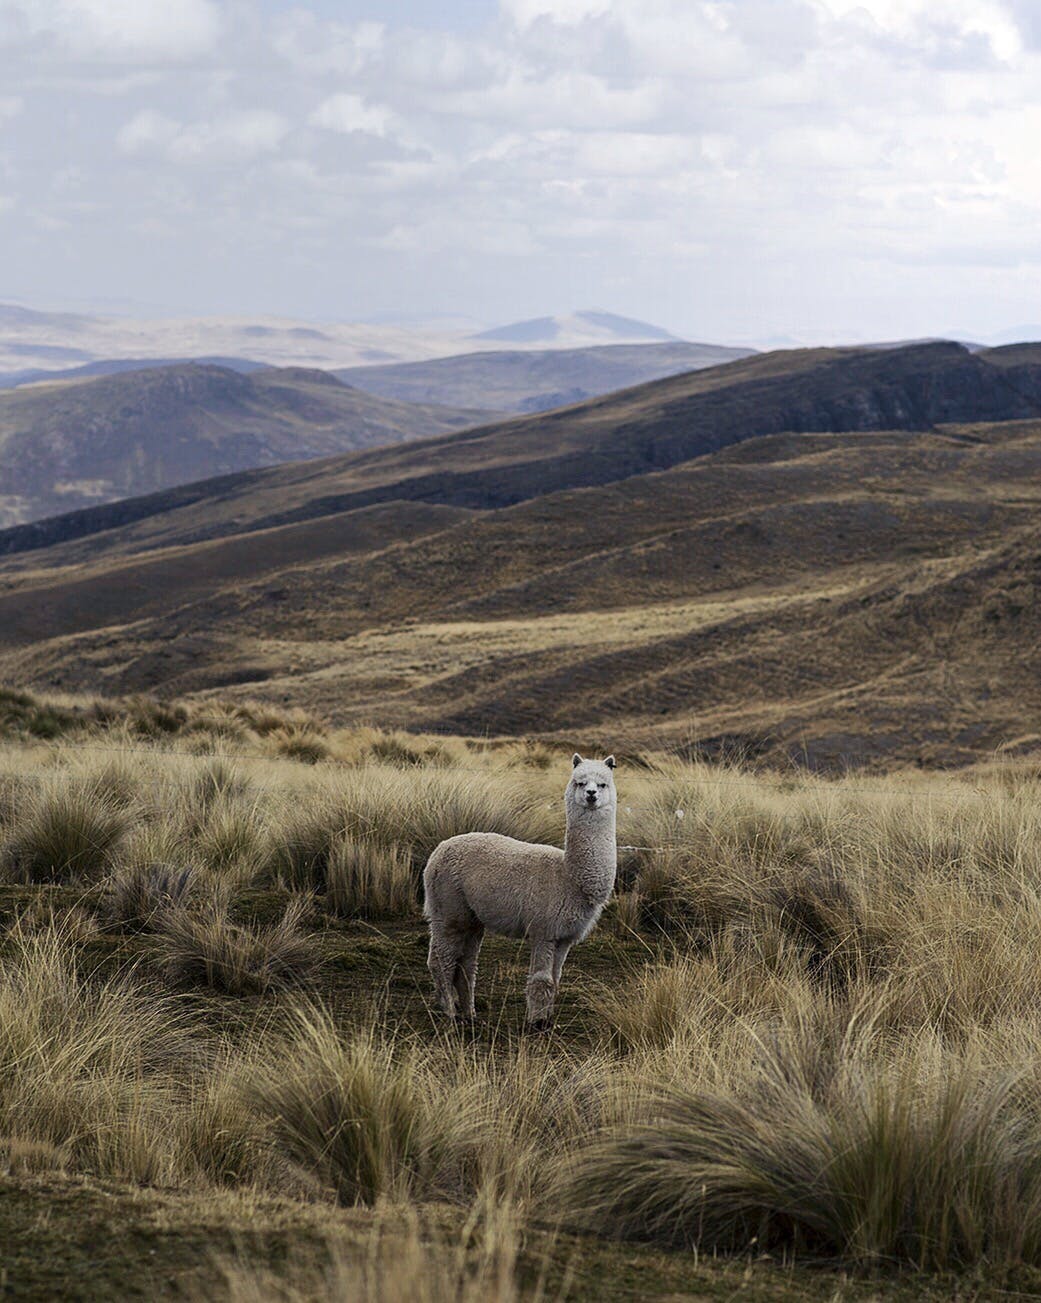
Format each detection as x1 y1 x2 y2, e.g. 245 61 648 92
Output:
2 0 1040 342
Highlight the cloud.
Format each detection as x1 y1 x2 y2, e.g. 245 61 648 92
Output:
309 93 395 138
4 0 1041 340
2 0 221 61
118 109 290 162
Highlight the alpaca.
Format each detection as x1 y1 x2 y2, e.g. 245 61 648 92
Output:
423 753 617 1028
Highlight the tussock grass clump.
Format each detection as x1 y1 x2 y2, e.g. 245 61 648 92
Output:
268 795 345 891
588 929 816 1051
0 685 80 740
192 800 270 884
375 769 561 868
100 861 196 933
244 1010 459 1205
0 779 132 883
565 1033 1041 1273
326 837 415 919
153 896 320 995
189 757 252 814
266 725 330 765
120 695 189 738
0 924 195 1182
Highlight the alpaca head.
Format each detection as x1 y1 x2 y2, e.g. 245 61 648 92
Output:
569 753 617 814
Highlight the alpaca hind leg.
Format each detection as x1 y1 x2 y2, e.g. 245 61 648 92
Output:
453 927 483 1019
525 939 557 1030
427 926 462 1019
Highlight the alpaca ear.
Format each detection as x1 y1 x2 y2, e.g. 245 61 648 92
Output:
572 753 583 768
604 755 616 769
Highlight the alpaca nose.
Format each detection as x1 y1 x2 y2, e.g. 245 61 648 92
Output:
585 789 597 802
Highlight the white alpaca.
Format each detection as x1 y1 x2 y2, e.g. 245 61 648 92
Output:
423 754 617 1028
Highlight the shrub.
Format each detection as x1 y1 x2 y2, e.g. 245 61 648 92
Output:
0 780 132 883
152 896 320 995
326 837 415 919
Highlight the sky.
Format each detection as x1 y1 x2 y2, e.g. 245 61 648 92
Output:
2 0 1041 343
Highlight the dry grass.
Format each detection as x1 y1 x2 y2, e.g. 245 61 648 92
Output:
0 777 133 883
4 726 1041 1290
241 1009 462 1205
152 895 321 995
326 837 415 919
0 923 196 1183
100 860 196 932
218 1203 526 1303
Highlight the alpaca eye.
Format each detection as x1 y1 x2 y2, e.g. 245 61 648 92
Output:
597 782 606 789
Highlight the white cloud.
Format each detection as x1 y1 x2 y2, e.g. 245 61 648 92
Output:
310 93 394 138
814 0 1023 61
3 0 221 60
5 0 1041 339
118 109 290 162
501 0 612 27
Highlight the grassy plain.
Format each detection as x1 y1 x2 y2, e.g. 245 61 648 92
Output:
2 690 1041 1298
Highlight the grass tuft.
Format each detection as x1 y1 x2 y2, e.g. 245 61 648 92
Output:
0 779 132 883
152 896 320 995
243 1010 458 1205
326 836 416 919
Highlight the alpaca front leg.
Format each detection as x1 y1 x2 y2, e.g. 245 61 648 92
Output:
526 939 557 1029
551 939 573 992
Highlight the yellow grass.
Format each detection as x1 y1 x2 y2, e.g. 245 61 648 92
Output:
4 718 1041 1286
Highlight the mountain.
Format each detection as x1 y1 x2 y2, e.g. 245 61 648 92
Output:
2 339 1041 769
0 356 268 390
0 303 476 373
336 341 753 413
471 310 678 346
0 364 488 526
0 301 692 375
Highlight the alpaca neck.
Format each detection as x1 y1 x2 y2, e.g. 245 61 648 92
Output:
564 806 617 904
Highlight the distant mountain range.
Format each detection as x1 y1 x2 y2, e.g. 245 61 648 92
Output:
0 365 487 526
0 341 761 524
2 340 1041 769
0 302 689 375
336 341 753 413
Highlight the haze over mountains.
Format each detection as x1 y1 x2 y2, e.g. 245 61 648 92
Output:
0 303 692 377
2 339 1040 770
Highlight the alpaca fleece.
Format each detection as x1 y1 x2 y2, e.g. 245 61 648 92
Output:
423 754 617 1026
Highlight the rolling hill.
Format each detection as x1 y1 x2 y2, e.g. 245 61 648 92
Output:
2 340 1041 769
0 364 488 526
336 341 753 413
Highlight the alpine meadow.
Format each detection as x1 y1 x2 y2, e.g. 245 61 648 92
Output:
5 1 1041 1300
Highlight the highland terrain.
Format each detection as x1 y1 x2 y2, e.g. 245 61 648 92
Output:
3 331 1041 1300
1 339 1039 770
